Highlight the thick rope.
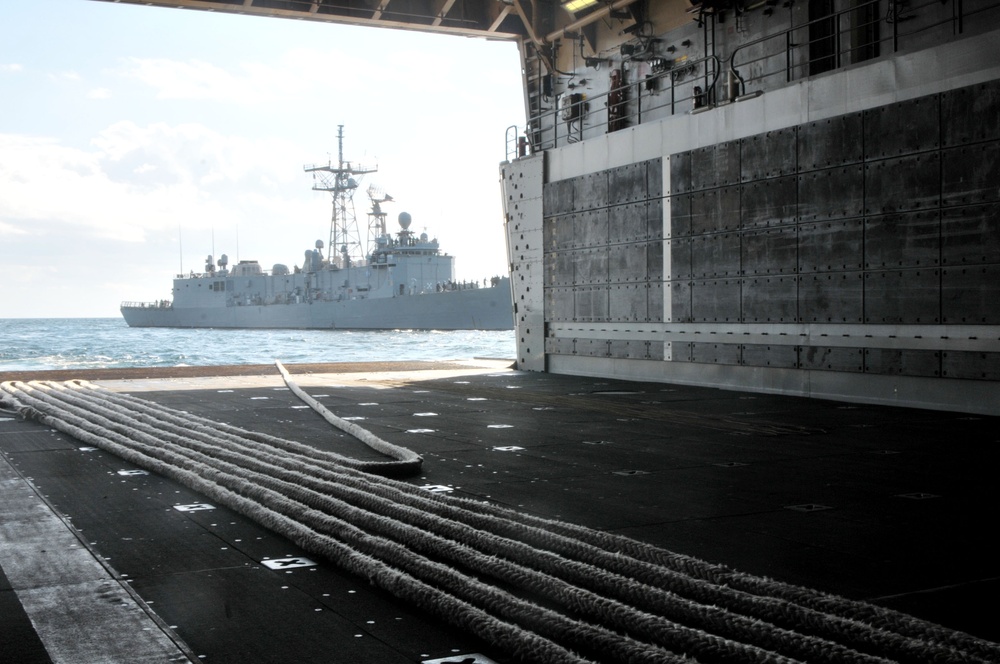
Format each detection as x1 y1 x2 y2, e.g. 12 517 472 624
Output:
2 377 998 664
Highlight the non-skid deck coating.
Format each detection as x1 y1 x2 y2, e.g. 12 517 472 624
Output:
1 360 998 663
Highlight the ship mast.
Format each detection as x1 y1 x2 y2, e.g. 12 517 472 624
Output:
304 126 376 268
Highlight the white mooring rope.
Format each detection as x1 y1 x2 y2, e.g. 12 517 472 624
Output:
1 369 997 664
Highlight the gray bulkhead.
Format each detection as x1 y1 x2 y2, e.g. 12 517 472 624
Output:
504 3 1000 413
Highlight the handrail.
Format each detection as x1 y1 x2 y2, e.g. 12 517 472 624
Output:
120 301 172 309
517 53 721 154
729 0 999 97
508 0 999 156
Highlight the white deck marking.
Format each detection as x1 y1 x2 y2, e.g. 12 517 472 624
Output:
0 455 192 663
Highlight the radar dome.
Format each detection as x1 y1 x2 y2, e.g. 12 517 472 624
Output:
398 212 412 229
315 239 324 249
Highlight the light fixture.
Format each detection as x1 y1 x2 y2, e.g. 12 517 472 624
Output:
562 0 600 13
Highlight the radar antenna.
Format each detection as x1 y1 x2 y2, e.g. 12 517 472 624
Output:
304 126 376 268
366 185 393 240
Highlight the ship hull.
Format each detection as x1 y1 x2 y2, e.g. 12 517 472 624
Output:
122 279 513 330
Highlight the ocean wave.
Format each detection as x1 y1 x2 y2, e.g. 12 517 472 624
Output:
0 318 515 371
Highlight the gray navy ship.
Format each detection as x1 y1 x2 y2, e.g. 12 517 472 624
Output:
121 128 512 331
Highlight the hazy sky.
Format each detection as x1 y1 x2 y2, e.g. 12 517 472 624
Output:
0 0 524 318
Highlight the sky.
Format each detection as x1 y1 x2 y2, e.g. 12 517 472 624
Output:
0 0 525 318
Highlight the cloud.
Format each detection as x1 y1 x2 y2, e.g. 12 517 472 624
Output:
120 57 259 102
116 48 379 106
49 70 81 82
88 87 112 99
0 220 28 236
0 124 313 245
1 63 23 73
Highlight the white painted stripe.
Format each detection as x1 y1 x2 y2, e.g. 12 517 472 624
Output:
0 455 193 663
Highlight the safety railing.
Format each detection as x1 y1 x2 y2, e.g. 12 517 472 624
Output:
729 0 1000 96
509 53 721 160
507 0 999 158
120 301 172 309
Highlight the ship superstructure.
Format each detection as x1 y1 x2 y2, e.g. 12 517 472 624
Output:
121 128 511 330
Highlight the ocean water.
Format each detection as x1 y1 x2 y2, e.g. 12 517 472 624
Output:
0 318 516 372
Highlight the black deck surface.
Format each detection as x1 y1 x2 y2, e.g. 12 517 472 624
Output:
2 366 998 663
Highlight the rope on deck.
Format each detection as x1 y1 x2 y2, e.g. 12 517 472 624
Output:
2 376 998 664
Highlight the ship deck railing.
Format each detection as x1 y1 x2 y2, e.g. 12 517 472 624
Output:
121 301 173 309
509 0 1000 158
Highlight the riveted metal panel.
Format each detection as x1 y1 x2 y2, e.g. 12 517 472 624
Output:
941 142 1000 206
798 166 865 221
609 340 648 359
797 219 864 273
864 269 941 324
543 178 574 215
717 140 742 187
942 265 1000 324
691 278 741 322
609 243 647 283
670 194 692 237
742 226 798 276
742 276 798 322
797 112 864 171
864 349 941 377
546 250 577 286
646 340 666 360
672 342 694 362
670 150 693 195
690 147 715 192
668 237 692 279
647 241 663 280
740 176 798 229
798 272 864 322
865 211 941 269
575 208 610 248
741 128 797 181
668 280 691 322
609 202 648 243
545 286 575 321
573 171 609 212
941 79 1000 147
574 247 609 285
864 153 941 214
648 281 665 322
647 198 664 240
576 338 609 357
799 346 864 372
609 162 647 205
691 232 741 278
544 213 575 251
690 186 741 234
510 226 541 263
545 335 576 355
941 351 1000 380
941 203 1000 266
690 141 741 191
574 285 610 321
647 158 664 200
609 283 648 322
742 344 799 369
690 343 742 365
863 96 940 160
504 154 545 373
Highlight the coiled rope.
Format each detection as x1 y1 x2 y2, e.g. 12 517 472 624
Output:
1 371 997 664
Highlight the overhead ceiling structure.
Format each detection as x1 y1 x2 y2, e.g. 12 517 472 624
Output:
95 0 656 46
97 0 531 39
